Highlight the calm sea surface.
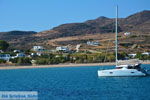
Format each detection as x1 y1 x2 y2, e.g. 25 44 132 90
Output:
0 64 150 100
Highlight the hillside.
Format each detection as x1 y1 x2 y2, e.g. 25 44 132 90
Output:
0 10 150 52
0 31 37 41
0 31 37 49
34 10 150 41
49 10 150 36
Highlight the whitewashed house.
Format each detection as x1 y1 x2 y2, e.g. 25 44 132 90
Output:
30 53 36 56
87 41 100 46
124 32 131 36
0 54 11 61
33 46 45 52
36 52 42 56
56 46 69 52
13 50 21 53
11 53 26 59
16 53 26 57
142 52 150 55
128 54 136 58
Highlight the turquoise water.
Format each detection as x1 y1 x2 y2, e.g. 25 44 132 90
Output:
0 64 150 100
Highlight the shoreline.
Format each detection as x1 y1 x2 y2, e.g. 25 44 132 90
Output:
0 62 115 70
0 61 149 70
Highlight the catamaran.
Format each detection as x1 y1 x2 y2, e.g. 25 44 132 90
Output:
97 6 147 77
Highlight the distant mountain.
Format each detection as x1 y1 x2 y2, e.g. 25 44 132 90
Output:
52 16 117 36
52 11 150 36
0 31 37 41
38 10 149 38
0 10 149 50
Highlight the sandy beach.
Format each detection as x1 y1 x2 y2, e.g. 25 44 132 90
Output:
0 62 115 70
0 60 149 70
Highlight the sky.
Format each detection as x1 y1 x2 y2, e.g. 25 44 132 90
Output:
0 0 149 32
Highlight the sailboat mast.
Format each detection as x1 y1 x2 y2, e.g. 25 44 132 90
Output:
115 6 118 66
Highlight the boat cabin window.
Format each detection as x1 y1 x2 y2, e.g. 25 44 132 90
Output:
110 72 113 74
116 67 122 69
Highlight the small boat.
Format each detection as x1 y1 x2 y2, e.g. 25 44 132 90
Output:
97 6 147 77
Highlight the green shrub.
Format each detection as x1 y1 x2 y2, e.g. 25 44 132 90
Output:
10 58 18 63
0 40 9 51
35 58 49 65
0 59 6 63
17 57 31 65
10 57 31 65
130 35 137 38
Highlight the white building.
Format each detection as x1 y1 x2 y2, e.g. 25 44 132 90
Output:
31 52 41 56
33 46 44 52
128 54 136 58
142 52 150 55
11 53 26 59
56 46 69 52
16 53 26 57
87 41 100 46
13 50 21 53
124 32 131 36
0 54 11 61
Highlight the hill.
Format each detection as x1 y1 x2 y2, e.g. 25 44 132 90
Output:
51 10 150 36
0 10 150 52
0 31 37 49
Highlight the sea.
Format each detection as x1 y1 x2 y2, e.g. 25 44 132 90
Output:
0 64 150 100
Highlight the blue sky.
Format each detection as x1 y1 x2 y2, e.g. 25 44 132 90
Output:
0 0 149 32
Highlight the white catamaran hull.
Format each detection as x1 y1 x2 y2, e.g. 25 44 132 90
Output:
98 69 146 77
